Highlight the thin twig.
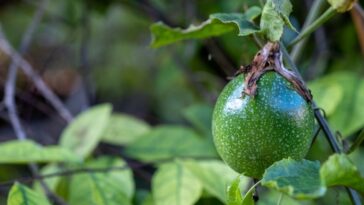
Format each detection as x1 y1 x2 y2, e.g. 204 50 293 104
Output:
79 1 93 104
347 128 364 154
1 1 68 204
0 156 218 188
310 125 322 146
2 0 48 140
290 0 326 62
289 7 336 46
276 193 284 205
280 42 362 205
351 3 364 57
354 3 364 19
0 31 73 123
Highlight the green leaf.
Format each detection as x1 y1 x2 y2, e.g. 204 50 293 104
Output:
182 160 245 203
60 104 112 158
152 160 203 205
226 176 243 205
101 113 151 145
7 182 50 205
68 156 134 205
260 0 295 42
262 158 326 199
308 72 364 137
124 126 218 162
0 140 79 164
182 104 213 137
150 7 261 48
327 0 357 12
320 154 364 192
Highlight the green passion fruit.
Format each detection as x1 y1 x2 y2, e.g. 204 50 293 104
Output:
212 71 315 178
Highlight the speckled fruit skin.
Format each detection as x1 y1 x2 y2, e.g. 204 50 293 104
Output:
212 71 315 179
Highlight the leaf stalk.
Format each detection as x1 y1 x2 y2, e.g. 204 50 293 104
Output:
289 6 336 46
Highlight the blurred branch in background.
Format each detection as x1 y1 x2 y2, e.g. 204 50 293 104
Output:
351 3 364 57
79 1 93 105
0 156 218 189
0 1 68 204
305 0 329 80
290 0 326 63
0 29 73 123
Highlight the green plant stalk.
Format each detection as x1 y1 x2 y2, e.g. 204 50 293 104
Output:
348 128 364 154
289 6 336 46
243 180 261 201
276 193 284 205
291 0 326 62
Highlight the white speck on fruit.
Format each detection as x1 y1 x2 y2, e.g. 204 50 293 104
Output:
226 98 247 112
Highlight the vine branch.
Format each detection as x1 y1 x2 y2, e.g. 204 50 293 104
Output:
1 1 68 204
289 7 336 46
279 41 362 205
290 0 326 62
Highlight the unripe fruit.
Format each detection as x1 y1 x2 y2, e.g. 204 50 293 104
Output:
212 71 315 178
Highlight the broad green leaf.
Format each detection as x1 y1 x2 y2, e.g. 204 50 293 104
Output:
182 160 245 203
7 182 50 205
124 126 218 162
327 0 357 12
262 158 326 199
260 0 295 42
68 156 134 205
226 176 243 205
102 113 151 145
182 104 213 137
0 140 79 164
152 161 203 205
150 7 261 48
308 72 364 137
320 154 364 192
60 104 112 158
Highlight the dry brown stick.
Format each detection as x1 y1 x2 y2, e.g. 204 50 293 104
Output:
243 42 274 96
0 31 73 124
241 42 312 102
273 47 312 101
351 3 364 57
1 1 68 204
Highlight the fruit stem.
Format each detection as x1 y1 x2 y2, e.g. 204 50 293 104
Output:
242 42 275 96
242 42 312 101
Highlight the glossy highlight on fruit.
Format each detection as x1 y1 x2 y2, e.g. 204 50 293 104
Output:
212 71 315 178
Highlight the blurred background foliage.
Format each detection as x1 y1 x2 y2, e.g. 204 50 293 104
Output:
0 0 364 204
